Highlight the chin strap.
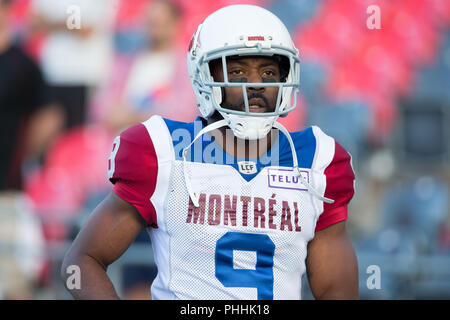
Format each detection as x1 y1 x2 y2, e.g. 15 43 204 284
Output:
182 120 334 207
182 120 228 207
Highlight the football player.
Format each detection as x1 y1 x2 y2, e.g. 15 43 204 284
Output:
62 4 358 300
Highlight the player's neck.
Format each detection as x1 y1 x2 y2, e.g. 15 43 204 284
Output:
206 118 276 159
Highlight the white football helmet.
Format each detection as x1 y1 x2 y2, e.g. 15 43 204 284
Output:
187 4 301 140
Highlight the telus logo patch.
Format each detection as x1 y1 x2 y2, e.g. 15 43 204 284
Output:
267 168 309 191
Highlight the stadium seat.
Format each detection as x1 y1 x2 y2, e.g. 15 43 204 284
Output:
412 31 450 102
267 0 321 32
305 98 371 163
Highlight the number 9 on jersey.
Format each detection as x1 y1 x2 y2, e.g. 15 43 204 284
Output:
215 232 275 300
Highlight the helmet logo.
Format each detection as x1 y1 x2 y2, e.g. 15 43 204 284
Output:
248 36 265 41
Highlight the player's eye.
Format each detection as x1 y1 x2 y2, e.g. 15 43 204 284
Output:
229 69 243 76
263 70 276 77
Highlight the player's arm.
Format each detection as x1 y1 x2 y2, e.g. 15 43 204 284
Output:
61 122 157 299
61 191 148 299
305 220 358 299
305 135 358 299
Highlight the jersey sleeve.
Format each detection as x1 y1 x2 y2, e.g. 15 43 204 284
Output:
315 141 355 232
108 123 158 227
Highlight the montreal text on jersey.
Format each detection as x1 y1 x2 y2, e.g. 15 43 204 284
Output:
186 193 302 232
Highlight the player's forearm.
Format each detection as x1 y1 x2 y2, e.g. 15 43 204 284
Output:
307 224 359 300
313 281 358 300
61 252 120 300
309 245 359 300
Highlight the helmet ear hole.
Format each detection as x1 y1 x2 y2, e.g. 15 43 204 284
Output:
212 87 222 105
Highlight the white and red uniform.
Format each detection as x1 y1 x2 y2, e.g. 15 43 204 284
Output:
108 115 355 300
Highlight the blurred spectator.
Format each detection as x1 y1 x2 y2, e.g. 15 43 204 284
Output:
96 0 196 133
30 0 116 129
0 192 45 299
0 0 63 191
0 0 60 299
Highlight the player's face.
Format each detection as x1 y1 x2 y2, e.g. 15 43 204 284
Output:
209 56 281 114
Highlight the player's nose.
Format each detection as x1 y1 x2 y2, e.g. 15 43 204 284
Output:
247 70 264 92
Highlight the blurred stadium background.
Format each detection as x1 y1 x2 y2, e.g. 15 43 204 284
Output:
0 0 449 299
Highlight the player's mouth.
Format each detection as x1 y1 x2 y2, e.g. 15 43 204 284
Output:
249 105 266 113
247 97 267 113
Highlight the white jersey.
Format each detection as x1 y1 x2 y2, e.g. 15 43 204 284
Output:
108 115 355 300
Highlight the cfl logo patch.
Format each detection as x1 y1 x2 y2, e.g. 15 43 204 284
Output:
238 161 257 175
